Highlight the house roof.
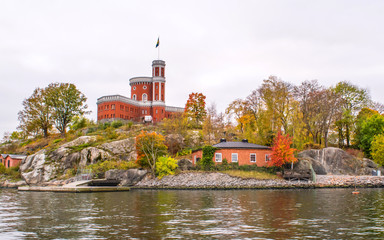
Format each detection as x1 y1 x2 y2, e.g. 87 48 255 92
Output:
4 154 27 160
212 141 270 150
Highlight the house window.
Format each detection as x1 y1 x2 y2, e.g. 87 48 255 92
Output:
231 153 238 163
250 153 256 163
215 153 222 162
265 154 271 162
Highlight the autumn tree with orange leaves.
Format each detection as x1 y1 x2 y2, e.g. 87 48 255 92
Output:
135 131 168 177
269 132 297 168
185 92 207 127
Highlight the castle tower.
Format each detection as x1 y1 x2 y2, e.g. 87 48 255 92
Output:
152 60 166 102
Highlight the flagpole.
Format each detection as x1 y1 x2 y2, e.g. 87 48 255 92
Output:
158 36 160 60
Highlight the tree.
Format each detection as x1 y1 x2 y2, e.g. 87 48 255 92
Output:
258 76 295 134
333 81 371 147
135 131 168 177
269 132 297 168
203 103 224 145
359 114 384 157
371 134 384 166
18 87 52 138
46 83 88 136
354 108 378 147
184 92 207 127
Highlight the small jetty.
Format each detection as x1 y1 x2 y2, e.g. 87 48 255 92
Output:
18 179 130 193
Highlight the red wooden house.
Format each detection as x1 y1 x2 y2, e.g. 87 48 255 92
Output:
0 154 27 168
191 139 272 167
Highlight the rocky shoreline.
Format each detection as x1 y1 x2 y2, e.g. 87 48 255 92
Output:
2 172 384 190
132 172 384 190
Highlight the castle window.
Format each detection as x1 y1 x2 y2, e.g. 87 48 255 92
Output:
111 104 115 110
133 86 136 90
142 94 147 101
133 94 136 100
155 67 159 76
156 109 158 114
143 85 147 90
161 67 164 77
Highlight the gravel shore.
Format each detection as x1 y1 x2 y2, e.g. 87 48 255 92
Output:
133 172 384 189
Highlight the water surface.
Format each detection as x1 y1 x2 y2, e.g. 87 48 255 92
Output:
1 188 384 239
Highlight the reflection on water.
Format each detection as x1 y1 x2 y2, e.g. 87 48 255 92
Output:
1 188 384 239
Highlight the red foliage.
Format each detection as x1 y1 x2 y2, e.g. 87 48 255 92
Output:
269 132 297 167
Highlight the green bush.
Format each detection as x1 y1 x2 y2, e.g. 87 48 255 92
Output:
111 120 123 129
87 160 138 176
176 148 192 157
0 163 6 174
53 138 64 144
156 156 178 179
0 164 21 180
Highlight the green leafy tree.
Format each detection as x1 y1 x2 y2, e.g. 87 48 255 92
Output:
354 108 378 147
156 156 178 179
185 92 207 127
135 131 168 177
359 114 384 157
333 81 371 147
18 87 52 138
46 83 88 136
371 134 384 166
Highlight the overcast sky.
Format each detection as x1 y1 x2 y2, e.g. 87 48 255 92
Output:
1 0 384 138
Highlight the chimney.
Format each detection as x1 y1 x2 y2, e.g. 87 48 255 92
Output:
220 138 227 143
242 139 248 143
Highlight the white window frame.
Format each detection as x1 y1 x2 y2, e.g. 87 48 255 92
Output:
265 154 271 162
250 153 256 163
215 153 222 162
142 93 147 102
132 94 136 100
143 85 147 89
231 153 238 163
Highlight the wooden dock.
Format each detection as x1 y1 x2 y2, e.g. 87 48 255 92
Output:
18 186 130 193
17 179 130 193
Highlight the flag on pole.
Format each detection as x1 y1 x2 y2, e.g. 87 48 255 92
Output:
156 37 159 48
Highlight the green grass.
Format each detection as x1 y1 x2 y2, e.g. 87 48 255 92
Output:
221 170 280 180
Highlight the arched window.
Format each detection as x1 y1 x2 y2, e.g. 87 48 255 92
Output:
142 93 147 101
132 94 136 100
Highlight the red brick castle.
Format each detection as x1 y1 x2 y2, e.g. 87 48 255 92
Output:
97 59 184 123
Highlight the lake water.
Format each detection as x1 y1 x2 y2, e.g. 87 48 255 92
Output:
1 188 384 239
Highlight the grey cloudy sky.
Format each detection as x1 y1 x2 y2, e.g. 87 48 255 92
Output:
1 0 384 138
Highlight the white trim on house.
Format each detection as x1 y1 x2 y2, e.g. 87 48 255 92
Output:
250 153 256 163
215 153 222 162
231 153 238 163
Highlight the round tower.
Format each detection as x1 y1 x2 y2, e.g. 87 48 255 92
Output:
152 60 166 102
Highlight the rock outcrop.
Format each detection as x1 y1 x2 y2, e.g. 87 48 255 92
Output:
19 136 136 185
105 169 148 186
177 159 193 171
296 147 382 175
